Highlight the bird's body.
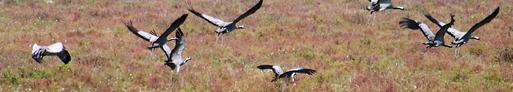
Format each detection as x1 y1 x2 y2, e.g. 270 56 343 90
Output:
124 20 176 58
367 0 404 14
399 15 456 48
31 42 71 64
257 65 316 83
165 28 192 73
189 0 262 37
450 7 500 47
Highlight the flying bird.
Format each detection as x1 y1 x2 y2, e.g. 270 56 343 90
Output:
399 15 456 48
165 28 192 73
188 0 263 40
425 14 481 41
367 0 404 14
426 7 500 48
147 14 188 49
257 65 316 83
124 20 176 58
31 42 71 64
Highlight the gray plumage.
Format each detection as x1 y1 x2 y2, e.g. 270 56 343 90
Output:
148 14 188 49
257 65 316 82
424 14 480 41
449 7 499 47
400 15 456 48
367 0 404 14
124 20 175 58
165 28 192 73
188 0 263 36
31 42 71 64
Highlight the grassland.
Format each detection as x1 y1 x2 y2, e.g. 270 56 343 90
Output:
1 0 513 91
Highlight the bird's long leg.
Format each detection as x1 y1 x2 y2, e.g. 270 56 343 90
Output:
147 42 157 60
279 80 287 92
367 14 374 25
216 33 220 43
149 48 156 60
454 47 460 59
421 47 428 59
221 34 225 44
422 46 430 53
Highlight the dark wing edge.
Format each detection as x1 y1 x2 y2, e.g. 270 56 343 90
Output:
424 14 444 27
465 7 500 35
124 21 151 41
156 14 188 42
58 50 71 64
232 0 263 23
399 18 421 30
257 65 273 70
278 68 317 78
435 15 455 40
188 9 223 26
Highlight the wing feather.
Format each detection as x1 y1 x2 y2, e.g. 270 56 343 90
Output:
189 9 228 26
233 0 263 23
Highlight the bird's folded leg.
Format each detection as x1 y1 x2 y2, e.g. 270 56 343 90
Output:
442 44 453 48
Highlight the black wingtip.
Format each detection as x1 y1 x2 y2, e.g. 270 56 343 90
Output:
492 7 500 16
399 18 420 30
257 65 273 70
188 8 201 16
165 62 177 70
59 50 71 64
306 69 317 75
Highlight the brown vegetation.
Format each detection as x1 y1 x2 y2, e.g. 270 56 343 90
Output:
0 0 513 91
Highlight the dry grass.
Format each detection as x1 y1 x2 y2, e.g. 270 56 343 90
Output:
1 0 513 91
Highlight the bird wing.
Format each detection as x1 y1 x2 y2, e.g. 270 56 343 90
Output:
160 44 172 58
31 44 43 63
399 18 435 41
424 14 445 27
434 16 455 42
463 7 500 39
188 9 228 26
124 21 159 42
278 68 317 78
170 28 186 62
32 44 41 54
232 0 263 23
155 14 188 44
58 50 71 64
46 42 64 53
425 14 466 38
257 65 283 76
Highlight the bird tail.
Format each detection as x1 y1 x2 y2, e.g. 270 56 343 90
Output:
399 18 421 30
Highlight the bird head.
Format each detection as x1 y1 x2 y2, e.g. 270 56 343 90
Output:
397 6 405 10
237 25 245 29
165 62 176 70
472 36 480 40
185 57 192 62
167 37 178 42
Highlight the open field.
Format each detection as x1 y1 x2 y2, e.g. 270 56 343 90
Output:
1 0 513 91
